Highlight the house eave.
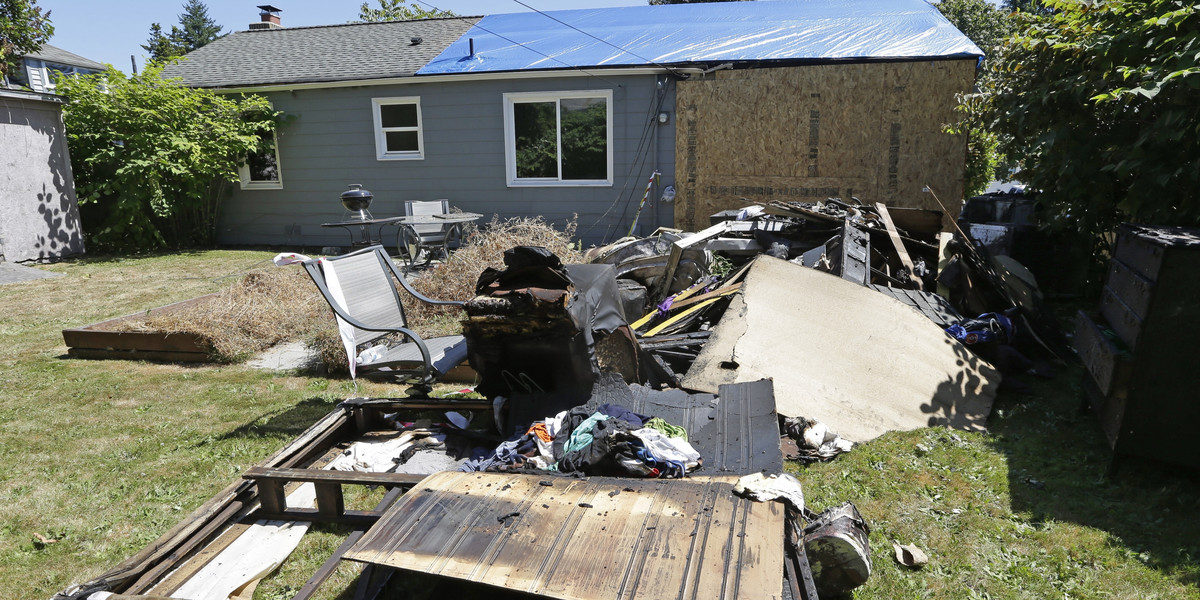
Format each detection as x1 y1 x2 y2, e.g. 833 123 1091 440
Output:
198 67 686 93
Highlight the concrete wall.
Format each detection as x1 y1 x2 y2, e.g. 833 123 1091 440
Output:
0 90 85 262
223 73 675 249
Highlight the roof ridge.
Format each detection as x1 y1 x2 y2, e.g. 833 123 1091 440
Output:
232 15 483 34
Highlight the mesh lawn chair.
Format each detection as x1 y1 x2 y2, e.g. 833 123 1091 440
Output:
395 199 464 267
303 245 467 393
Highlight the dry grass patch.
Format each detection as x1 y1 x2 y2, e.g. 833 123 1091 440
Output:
111 265 330 362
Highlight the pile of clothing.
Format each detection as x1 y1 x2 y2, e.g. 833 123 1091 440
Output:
462 403 702 478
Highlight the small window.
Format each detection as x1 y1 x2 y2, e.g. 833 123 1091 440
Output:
239 129 282 189
372 97 423 160
503 90 613 187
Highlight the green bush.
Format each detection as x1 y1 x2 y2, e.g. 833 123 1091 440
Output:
58 63 279 250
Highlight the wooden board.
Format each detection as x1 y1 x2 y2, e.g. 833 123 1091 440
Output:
344 472 783 600
61 293 218 361
675 60 975 232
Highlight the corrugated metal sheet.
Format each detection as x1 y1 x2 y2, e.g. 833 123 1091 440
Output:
418 0 983 75
344 471 783 600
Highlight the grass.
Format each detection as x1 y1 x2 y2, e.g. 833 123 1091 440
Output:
1 249 1198 599
794 369 1200 599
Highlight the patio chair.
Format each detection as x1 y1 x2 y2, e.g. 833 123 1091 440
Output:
302 245 467 393
395 199 464 267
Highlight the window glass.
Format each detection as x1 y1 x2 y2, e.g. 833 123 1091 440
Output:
385 130 419 153
560 97 607 181
240 128 281 188
506 92 610 185
514 101 558 179
380 103 418 128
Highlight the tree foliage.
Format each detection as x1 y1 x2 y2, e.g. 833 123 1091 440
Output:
57 64 279 250
357 0 454 22
991 0 1200 234
0 0 53 79
142 0 223 63
936 0 1017 197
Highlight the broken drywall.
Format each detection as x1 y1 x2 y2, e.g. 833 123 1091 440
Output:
682 256 1000 442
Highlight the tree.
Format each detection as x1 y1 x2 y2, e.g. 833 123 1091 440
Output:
936 0 1018 197
0 0 53 80
357 0 454 22
142 0 223 63
142 23 185 63
175 0 222 50
991 0 1200 237
57 64 279 250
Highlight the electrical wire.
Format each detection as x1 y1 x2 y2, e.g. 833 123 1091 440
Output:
409 0 628 89
582 76 670 243
510 0 691 79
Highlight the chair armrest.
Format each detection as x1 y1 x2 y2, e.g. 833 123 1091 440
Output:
379 247 467 308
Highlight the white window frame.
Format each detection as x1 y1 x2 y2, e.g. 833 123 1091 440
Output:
503 90 614 187
372 96 424 161
239 128 283 190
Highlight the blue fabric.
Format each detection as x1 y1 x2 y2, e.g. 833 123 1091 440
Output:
418 0 982 75
595 403 649 428
946 312 1015 346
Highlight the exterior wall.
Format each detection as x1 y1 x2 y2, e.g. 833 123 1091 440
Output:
221 73 675 249
674 60 977 232
0 91 85 262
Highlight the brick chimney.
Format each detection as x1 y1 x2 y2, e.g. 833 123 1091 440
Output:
250 5 282 30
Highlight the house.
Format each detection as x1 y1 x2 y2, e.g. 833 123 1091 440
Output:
4 43 106 93
164 0 981 248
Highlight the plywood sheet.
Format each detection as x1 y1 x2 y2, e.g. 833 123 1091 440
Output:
681 257 1000 442
344 471 783 600
675 60 976 232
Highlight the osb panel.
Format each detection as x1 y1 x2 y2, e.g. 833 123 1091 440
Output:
675 60 976 231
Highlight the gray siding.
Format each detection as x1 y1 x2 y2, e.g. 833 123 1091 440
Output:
220 73 676 249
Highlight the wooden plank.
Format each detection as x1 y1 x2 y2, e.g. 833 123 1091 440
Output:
1099 286 1144 350
291 487 407 600
341 398 493 412
1105 258 1154 319
1072 311 1131 400
144 522 254 596
66 348 212 362
875 203 921 290
61 293 219 354
657 221 732 300
343 472 784 600
644 298 720 336
105 409 352 595
243 466 427 487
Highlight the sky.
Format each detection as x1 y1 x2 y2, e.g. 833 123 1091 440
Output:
39 0 649 74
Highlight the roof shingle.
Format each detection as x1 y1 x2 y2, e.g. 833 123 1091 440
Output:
163 17 480 89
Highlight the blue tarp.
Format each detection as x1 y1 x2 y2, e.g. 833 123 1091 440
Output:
418 0 983 75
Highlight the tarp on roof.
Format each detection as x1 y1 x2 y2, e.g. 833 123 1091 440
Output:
418 0 983 75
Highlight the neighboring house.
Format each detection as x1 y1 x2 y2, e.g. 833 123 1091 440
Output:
5 43 106 93
0 88 86 262
164 0 981 248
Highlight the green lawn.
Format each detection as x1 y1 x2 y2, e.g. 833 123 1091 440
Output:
1 251 1197 599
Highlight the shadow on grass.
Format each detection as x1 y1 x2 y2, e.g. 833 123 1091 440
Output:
54 248 211 265
988 364 1200 587
209 396 341 443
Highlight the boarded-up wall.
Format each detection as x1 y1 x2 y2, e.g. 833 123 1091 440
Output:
674 60 976 231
